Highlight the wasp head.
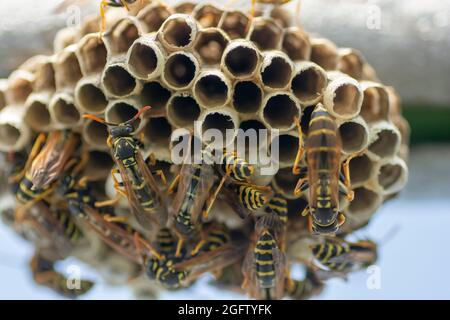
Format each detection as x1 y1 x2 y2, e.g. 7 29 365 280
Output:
109 123 135 138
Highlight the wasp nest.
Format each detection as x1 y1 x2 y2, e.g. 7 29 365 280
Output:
0 1 409 300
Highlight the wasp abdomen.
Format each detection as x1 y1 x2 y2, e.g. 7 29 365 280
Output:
237 185 267 211
255 231 277 289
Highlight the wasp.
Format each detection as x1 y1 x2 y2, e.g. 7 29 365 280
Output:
75 204 186 290
143 227 190 289
167 138 223 256
73 205 187 289
189 222 231 256
55 152 116 220
217 149 255 183
208 148 271 219
8 131 79 206
7 201 92 298
30 253 94 299
168 139 260 256
13 201 86 258
292 104 355 235
214 148 272 217
264 193 288 251
241 217 287 300
172 223 248 287
221 180 273 219
83 106 168 231
168 154 217 250
27 130 80 190
311 237 378 280
285 268 324 300
79 204 152 263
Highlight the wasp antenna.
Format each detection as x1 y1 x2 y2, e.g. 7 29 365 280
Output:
83 114 118 126
125 105 152 125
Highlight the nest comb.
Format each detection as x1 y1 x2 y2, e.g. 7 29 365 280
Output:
0 1 410 299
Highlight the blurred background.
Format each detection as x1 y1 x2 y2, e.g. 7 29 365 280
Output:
0 0 449 299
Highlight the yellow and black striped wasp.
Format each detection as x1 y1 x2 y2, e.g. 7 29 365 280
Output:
212 148 273 219
168 139 218 255
30 253 94 299
168 136 265 256
8 131 80 206
241 216 287 300
78 210 189 290
143 227 190 289
13 201 86 256
6 200 93 298
83 106 168 231
292 103 355 235
311 237 378 280
285 267 324 300
55 152 118 221
171 222 248 287
264 193 288 250
27 130 80 190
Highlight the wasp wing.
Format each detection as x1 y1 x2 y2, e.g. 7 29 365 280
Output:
170 163 216 226
81 204 144 264
114 159 160 231
135 152 168 225
241 244 261 299
29 132 80 189
272 245 287 300
181 243 247 285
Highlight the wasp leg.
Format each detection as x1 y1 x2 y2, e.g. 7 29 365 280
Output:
241 275 249 289
307 215 313 233
203 176 227 219
285 268 295 292
301 205 310 217
294 177 309 196
62 157 79 172
111 168 128 197
10 133 47 183
99 1 112 38
19 185 57 214
250 0 256 22
342 156 356 202
73 152 90 177
95 197 121 207
106 136 113 148
153 170 167 186
190 239 206 256
95 170 126 207
78 175 93 188
232 180 272 192
174 231 185 258
167 174 180 194
337 213 346 227
119 0 130 10
103 214 128 223
146 152 156 166
292 116 305 175
134 232 162 261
